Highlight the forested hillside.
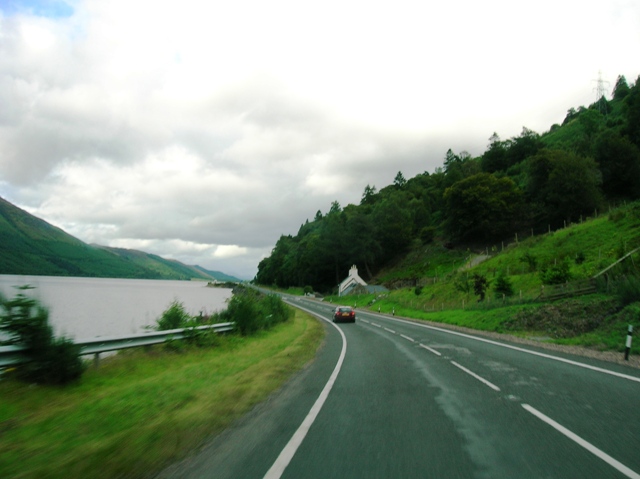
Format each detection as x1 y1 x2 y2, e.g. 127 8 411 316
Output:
0 197 240 281
256 75 640 292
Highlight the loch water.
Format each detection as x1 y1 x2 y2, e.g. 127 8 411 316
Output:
0 275 233 340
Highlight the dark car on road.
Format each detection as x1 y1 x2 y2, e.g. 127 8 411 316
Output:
333 306 356 323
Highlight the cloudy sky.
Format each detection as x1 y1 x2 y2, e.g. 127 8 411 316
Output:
0 0 638 279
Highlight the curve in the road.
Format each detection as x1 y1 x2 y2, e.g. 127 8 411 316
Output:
263 302 347 479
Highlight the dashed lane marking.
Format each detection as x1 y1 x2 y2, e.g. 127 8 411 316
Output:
450 361 501 391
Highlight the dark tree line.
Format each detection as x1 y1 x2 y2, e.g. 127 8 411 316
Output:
256 75 640 292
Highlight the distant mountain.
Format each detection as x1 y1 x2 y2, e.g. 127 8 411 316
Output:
192 265 242 283
0 196 240 281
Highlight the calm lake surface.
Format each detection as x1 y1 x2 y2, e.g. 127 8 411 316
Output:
0 275 233 340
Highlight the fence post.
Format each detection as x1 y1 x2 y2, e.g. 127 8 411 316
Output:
625 325 633 360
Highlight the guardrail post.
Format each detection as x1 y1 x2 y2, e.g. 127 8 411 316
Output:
625 325 633 361
94 352 100 368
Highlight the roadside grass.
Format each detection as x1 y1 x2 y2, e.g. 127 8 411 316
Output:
0 308 324 479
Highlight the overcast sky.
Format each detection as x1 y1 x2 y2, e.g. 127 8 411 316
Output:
1 0 638 279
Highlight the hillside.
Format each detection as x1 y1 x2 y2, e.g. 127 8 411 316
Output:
323 202 640 353
0 197 240 282
256 74 640 293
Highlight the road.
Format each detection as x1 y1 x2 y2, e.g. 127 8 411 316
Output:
158 296 640 479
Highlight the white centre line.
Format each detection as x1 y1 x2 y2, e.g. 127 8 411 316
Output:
400 334 415 342
360 319 370 324
450 361 501 391
378 315 640 384
384 327 396 334
371 322 381 328
419 343 442 356
522 404 640 479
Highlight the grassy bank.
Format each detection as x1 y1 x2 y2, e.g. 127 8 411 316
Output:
328 291 640 356
0 308 324 479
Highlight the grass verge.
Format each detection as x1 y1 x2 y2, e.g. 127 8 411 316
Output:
0 308 324 479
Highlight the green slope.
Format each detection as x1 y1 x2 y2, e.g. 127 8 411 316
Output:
0 197 231 281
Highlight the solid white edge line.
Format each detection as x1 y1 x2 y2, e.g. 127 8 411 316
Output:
375 314 640 383
384 327 396 334
400 334 415 342
419 343 442 356
450 361 501 391
522 404 640 479
263 304 347 479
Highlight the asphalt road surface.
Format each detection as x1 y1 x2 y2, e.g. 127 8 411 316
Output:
158 297 640 479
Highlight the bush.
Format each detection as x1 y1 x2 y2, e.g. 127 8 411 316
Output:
493 273 514 298
260 293 291 327
540 259 573 285
0 287 85 385
219 288 291 336
225 294 260 336
520 252 538 272
612 275 640 306
419 226 436 244
156 300 192 330
473 273 489 302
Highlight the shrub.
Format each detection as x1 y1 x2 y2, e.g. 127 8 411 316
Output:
453 274 472 294
419 226 436 244
540 259 573 285
473 273 489 302
414 286 423 296
0 287 85 385
225 294 260 336
219 288 291 336
493 273 514 298
156 300 191 330
612 274 640 306
260 293 291 327
520 252 538 272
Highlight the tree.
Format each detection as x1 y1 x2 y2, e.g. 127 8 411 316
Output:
361 184 377 205
526 149 603 227
613 75 630 100
371 195 412 254
493 272 514 298
443 173 523 241
473 274 489 302
594 131 640 200
481 133 508 173
0 288 85 385
624 75 640 147
394 171 406 188
504 127 543 168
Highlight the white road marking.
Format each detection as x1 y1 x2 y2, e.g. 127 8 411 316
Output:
450 361 501 391
371 323 382 328
377 315 640 384
384 327 396 334
419 343 442 356
400 334 415 342
522 404 640 479
264 304 347 479
360 319 370 323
